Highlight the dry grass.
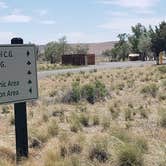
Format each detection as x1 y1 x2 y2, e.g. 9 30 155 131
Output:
0 64 166 166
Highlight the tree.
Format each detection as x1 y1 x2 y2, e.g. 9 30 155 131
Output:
138 33 152 61
45 42 60 63
58 36 71 55
102 33 130 62
128 23 147 53
44 36 71 63
150 21 166 64
102 49 113 61
115 33 131 61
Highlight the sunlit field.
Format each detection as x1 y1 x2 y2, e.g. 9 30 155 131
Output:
0 65 166 166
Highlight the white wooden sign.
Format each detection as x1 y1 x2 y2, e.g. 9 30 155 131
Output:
0 44 38 104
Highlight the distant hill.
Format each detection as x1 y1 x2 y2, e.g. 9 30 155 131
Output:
38 41 117 56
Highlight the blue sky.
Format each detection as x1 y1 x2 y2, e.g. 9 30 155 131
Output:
0 0 165 44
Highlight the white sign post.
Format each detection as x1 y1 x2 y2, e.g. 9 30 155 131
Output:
0 44 38 104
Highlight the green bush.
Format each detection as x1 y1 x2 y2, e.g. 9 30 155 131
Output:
71 82 81 102
117 144 144 166
81 84 96 104
70 80 107 104
141 83 158 97
82 80 107 104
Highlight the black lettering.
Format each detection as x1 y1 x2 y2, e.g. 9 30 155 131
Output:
7 90 19 96
4 51 7 57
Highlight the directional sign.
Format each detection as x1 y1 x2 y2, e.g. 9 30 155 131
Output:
0 44 38 104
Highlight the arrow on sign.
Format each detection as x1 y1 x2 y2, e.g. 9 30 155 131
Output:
27 61 31 65
28 80 32 84
29 88 32 94
27 70 32 75
27 51 30 56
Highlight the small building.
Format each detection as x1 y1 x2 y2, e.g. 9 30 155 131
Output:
129 54 140 61
62 54 95 65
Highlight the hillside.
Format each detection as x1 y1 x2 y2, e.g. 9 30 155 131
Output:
38 41 117 56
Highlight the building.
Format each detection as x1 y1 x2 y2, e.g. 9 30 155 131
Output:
62 54 95 65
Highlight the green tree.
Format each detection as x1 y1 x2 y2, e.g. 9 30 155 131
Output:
128 23 147 53
44 36 71 63
103 33 130 61
58 36 70 55
115 33 131 61
138 33 152 61
45 42 59 63
102 49 113 61
150 21 166 64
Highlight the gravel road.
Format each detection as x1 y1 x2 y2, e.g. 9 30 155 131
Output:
38 61 156 79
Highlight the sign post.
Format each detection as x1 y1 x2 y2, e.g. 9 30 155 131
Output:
0 43 38 104
11 38 28 161
0 38 38 161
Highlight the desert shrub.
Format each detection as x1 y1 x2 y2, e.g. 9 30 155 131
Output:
89 138 109 163
29 137 42 149
60 146 68 158
159 160 166 166
68 144 82 154
81 84 96 104
141 83 158 97
158 66 166 73
0 147 15 162
44 148 61 166
1 105 10 114
125 108 133 121
47 119 59 137
111 128 131 143
134 137 148 153
70 113 82 132
71 82 81 102
81 80 107 104
79 113 89 127
117 144 144 166
30 127 49 143
0 160 13 166
93 115 100 125
69 80 107 104
109 106 120 120
161 79 166 87
9 114 14 125
101 116 111 130
49 90 57 97
76 104 87 112
159 109 166 128
139 106 148 119
125 121 132 130
42 113 49 122
116 83 125 90
159 93 166 101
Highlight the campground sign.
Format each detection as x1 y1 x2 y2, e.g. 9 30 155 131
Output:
0 44 38 104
